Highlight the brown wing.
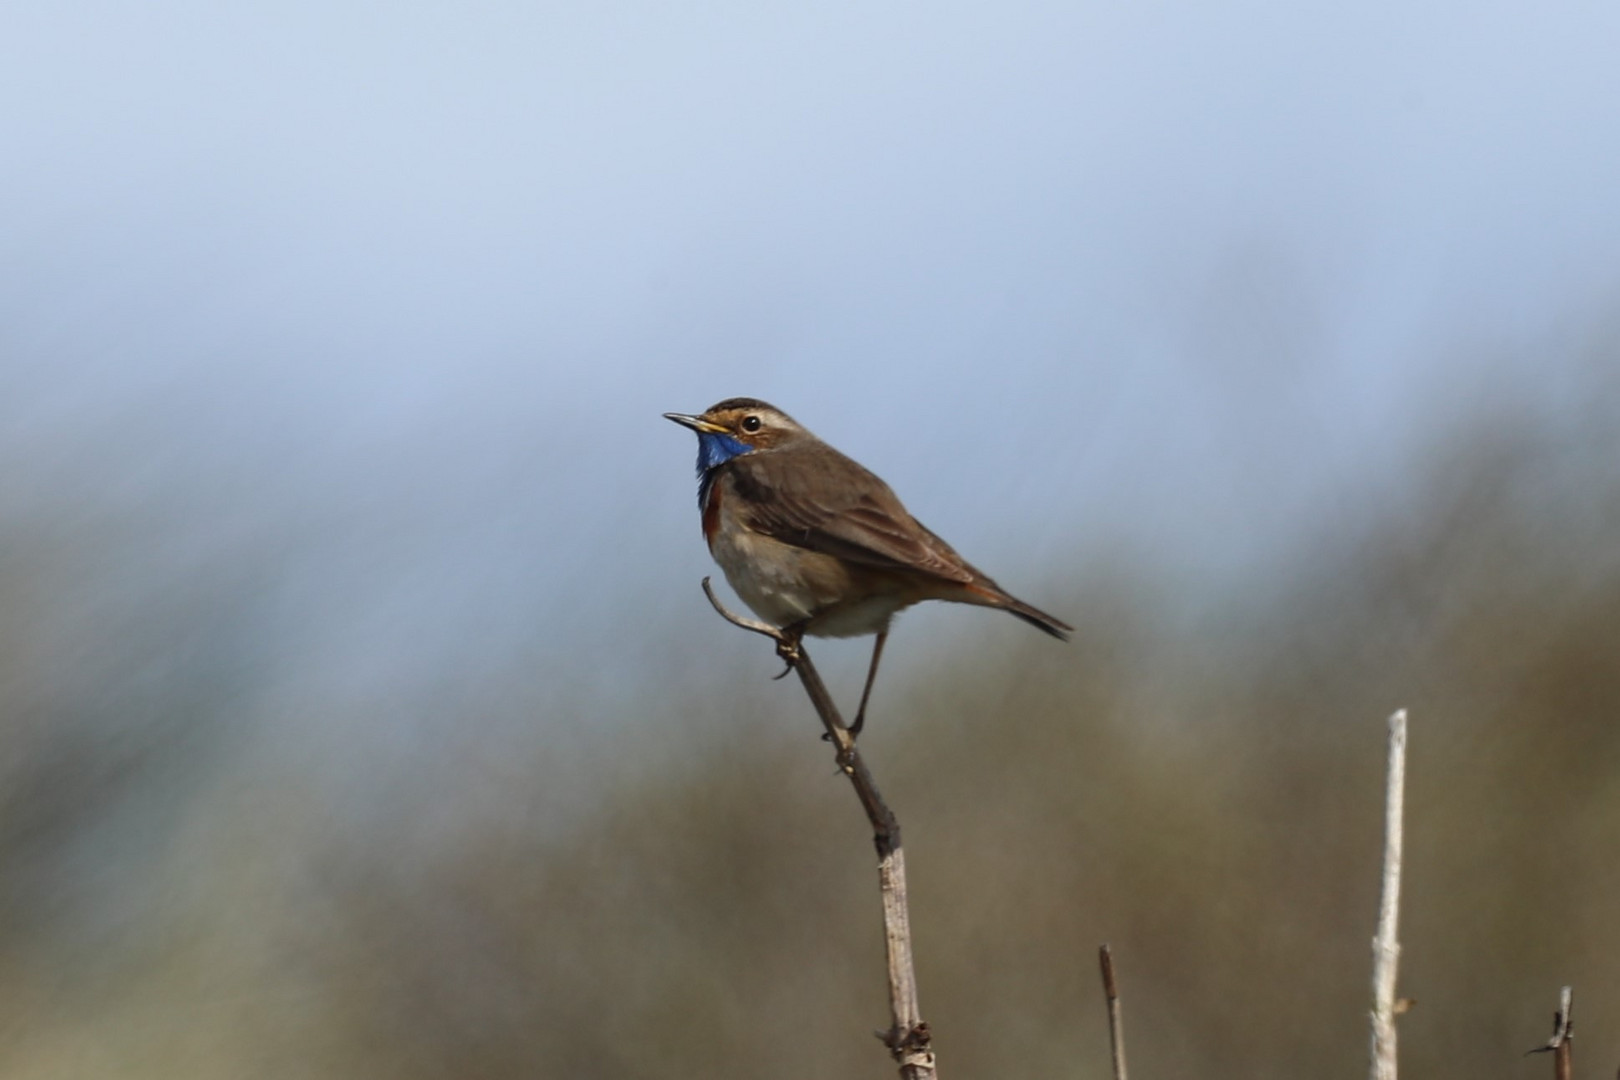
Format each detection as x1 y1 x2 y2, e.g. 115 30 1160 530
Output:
724 445 976 585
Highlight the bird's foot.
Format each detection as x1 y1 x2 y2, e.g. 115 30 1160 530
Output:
821 709 867 742
772 625 804 679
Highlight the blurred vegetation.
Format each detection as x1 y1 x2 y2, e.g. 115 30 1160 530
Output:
2 351 1618 1078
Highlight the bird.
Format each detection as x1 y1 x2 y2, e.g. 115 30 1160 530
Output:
665 397 1071 735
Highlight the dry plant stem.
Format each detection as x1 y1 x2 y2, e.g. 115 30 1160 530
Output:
1369 709 1407 1080
701 578 937 1079
1529 986 1573 1080
1098 945 1129 1080
1555 987 1572 1080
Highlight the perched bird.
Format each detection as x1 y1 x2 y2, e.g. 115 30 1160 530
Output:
665 397 1070 734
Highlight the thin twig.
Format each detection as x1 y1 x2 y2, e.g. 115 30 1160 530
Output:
1098 945 1129 1080
1527 986 1573 1080
1369 708 1407 1080
701 579 936 1079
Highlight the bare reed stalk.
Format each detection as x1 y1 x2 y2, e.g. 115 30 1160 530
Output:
1369 708 1408 1080
1554 986 1573 1080
702 579 937 1079
1098 945 1129 1080
1528 986 1573 1080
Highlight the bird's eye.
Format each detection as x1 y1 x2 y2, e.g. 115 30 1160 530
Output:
741 415 762 433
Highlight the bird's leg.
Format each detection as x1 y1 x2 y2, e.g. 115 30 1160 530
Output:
849 628 889 737
773 621 807 679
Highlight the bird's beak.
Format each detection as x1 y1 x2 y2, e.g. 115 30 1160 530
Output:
663 412 729 435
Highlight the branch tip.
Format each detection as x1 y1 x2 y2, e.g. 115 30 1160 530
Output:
700 577 784 640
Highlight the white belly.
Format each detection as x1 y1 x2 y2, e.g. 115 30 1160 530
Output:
708 515 907 638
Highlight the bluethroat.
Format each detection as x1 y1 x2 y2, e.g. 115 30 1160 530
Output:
666 398 1071 734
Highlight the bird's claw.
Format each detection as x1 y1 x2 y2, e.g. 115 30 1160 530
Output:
823 714 866 742
772 630 803 678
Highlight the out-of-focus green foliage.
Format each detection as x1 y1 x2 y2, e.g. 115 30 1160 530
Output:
2 363 1618 1078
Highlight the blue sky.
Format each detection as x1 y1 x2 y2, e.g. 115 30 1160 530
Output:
4 0 1619 705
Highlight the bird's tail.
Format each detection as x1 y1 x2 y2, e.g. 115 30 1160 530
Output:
1003 597 1073 640
962 581 1072 640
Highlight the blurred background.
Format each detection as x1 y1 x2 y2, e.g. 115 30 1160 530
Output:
3 1 1619 1076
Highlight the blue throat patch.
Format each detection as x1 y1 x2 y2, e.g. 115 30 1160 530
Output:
695 431 751 507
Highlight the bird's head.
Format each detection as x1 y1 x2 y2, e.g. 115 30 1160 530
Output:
663 398 806 471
